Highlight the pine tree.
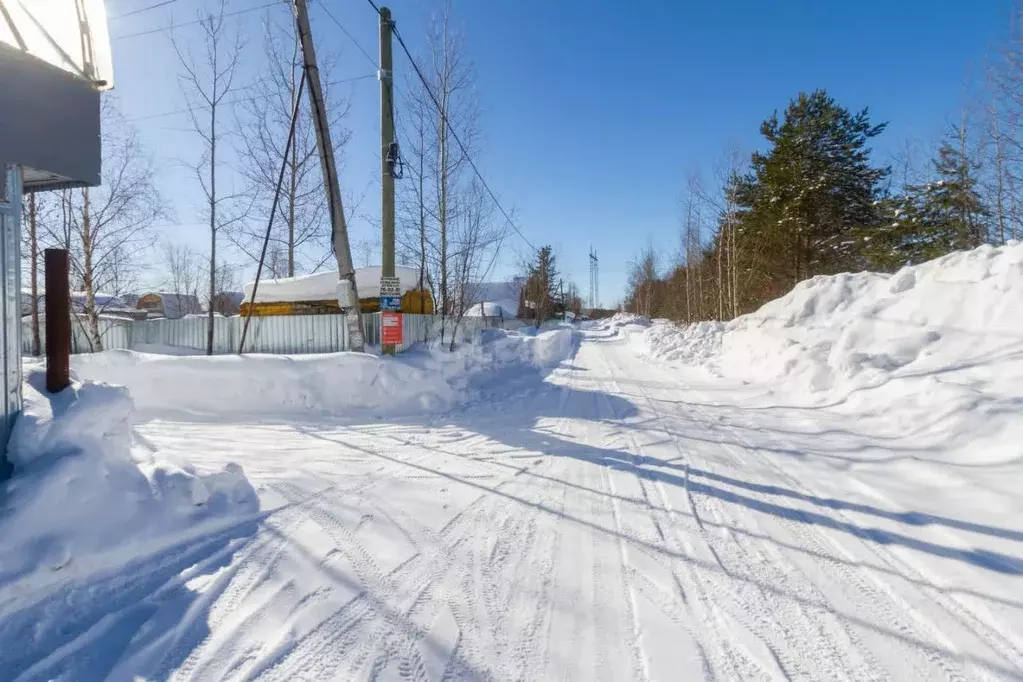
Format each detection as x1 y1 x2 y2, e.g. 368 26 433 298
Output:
739 89 889 286
519 246 558 322
865 129 990 270
915 137 989 251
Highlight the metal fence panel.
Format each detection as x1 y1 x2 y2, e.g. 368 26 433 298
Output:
22 312 525 356
242 314 346 354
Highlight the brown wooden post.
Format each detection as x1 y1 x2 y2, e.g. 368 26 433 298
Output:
44 248 70 393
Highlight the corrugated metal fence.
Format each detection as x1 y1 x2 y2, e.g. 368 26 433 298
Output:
22 313 524 356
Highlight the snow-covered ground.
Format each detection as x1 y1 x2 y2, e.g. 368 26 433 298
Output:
2 245 1021 680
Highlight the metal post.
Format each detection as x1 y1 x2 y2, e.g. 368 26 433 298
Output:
44 249 71 394
292 0 365 352
379 7 396 355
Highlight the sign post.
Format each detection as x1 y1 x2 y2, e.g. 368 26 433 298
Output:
379 276 403 353
381 311 403 348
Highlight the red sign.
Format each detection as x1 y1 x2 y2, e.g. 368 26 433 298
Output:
381 312 403 346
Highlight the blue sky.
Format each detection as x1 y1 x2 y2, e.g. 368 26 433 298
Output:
106 0 1013 303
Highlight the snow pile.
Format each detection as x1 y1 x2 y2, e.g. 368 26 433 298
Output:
471 327 577 369
723 243 1023 397
71 328 579 419
639 320 725 366
0 371 258 584
608 312 651 328
244 265 421 303
73 350 460 418
638 242 1023 403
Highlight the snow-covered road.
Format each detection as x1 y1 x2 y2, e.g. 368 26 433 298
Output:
9 328 1022 681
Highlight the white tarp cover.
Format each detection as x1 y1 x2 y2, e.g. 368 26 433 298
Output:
0 0 114 89
243 266 422 303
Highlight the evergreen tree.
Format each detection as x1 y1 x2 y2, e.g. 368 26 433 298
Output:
914 138 989 251
518 246 559 321
739 89 890 285
864 130 990 270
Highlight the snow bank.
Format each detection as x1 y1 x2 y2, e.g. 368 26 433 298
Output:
639 320 725 366
638 242 1023 403
726 243 1023 397
244 265 421 303
1 371 258 584
608 312 651 328
472 327 577 369
71 328 579 419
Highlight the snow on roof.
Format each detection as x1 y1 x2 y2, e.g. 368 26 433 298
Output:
70 292 126 309
138 292 203 319
243 266 422 303
463 301 507 318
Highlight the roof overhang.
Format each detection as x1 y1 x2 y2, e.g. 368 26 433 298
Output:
0 42 101 191
0 0 113 89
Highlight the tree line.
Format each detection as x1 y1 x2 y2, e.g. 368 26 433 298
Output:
22 0 508 354
626 15 1023 323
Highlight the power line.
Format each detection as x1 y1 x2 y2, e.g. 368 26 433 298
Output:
108 0 182 20
318 3 377 68
124 73 376 122
389 23 536 253
110 1 276 41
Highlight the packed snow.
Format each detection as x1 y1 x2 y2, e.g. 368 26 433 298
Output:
2 245 1021 681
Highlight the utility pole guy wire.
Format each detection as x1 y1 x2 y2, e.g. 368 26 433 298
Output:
239 71 307 353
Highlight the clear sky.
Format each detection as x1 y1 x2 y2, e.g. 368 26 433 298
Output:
105 0 1014 303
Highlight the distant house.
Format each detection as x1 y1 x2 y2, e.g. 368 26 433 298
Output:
136 292 203 319
21 290 148 320
473 279 525 317
75 292 149 320
71 291 124 313
211 291 244 316
464 301 510 319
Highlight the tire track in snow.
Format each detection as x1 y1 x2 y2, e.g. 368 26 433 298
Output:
630 346 1019 681
595 346 784 681
597 341 928 682
354 382 581 679
614 352 957 680
269 398 568 681
745 418 1023 676
679 389 1023 680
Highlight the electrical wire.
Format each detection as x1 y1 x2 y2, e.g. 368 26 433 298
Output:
124 73 376 122
388 21 536 253
108 0 182 20
318 3 377 68
110 1 276 40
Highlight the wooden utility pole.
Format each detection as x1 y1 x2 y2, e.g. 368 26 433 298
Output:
379 6 396 355
560 279 566 321
292 0 365 351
